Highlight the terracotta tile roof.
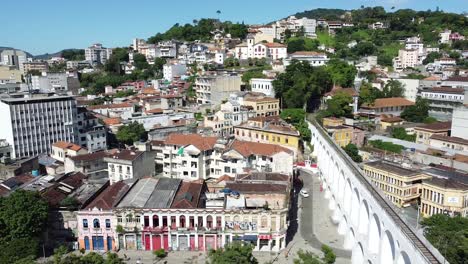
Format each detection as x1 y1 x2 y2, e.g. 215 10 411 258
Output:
88 103 133 110
324 86 358 97
430 135 468 145
102 117 121 126
171 181 204 209
141 88 159 95
445 76 468 82
415 122 452 132
215 175 235 183
423 87 465 94
229 140 293 157
145 108 164 114
423 76 441 81
244 96 279 102
164 133 218 151
362 97 414 109
105 149 143 161
69 150 112 162
381 117 404 123
52 141 85 152
84 181 130 210
264 43 286 48
42 172 87 207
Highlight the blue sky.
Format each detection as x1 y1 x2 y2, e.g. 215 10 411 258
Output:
2 0 466 55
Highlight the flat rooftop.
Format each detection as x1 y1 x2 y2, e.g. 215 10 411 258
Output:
365 161 420 177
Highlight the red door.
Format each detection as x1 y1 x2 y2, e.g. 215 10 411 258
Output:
145 235 151 250
153 235 162 250
190 235 196 251
163 235 169 250
206 236 215 250
198 236 204 251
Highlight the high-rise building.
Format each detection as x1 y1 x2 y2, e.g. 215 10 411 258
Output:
1 49 28 70
85 43 113 65
0 93 78 158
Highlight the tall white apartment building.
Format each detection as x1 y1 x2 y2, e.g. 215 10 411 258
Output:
0 93 78 159
1 49 28 70
85 43 113 65
163 64 187 81
195 75 241 105
393 49 420 71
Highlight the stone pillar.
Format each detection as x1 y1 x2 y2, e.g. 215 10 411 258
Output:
149 214 154 227
150 234 153 250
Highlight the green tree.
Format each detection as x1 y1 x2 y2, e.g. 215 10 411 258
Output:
325 59 357 88
421 214 468 264
294 245 336 264
133 53 149 70
343 143 362 163
0 190 48 263
322 245 336 264
423 52 442 64
61 49 85 61
208 241 257 264
368 140 404 153
273 60 333 109
358 82 378 106
401 98 429 123
381 80 405 98
280 108 306 124
241 70 266 84
223 57 240 67
116 122 147 145
326 92 353 118
391 127 416 142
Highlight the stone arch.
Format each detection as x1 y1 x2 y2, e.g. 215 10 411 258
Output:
344 228 355 250
337 170 345 204
351 188 360 227
351 242 364 264
396 251 411 264
338 215 348 235
344 178 352 215
368 214 381 254
380 230 396 264
358 200 370 235
332 203 342 224
328 195 337 210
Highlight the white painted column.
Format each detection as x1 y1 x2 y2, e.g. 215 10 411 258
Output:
149 214 154 227
150 234 153 250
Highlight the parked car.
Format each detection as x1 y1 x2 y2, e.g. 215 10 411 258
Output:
300 189 310 198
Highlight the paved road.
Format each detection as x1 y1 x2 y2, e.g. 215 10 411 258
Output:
298 169 352 259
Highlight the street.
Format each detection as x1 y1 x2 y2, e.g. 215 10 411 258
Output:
297 168 352 261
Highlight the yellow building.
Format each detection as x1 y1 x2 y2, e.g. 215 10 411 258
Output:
380 117 404 131
243 97 279 117
322 117 344 127
420 177 468 217
325 126 353 147
414 121 451 145
234 116 300 157
363 161 431 207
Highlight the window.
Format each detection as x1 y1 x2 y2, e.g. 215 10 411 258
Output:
225 167 231 173
93 219 100 228
83 219 88 228
105 219 111 228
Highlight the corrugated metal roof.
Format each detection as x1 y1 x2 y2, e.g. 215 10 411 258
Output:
117 178 159 208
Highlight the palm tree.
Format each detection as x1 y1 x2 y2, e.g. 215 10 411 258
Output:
216 10 221 20
193 19 198 25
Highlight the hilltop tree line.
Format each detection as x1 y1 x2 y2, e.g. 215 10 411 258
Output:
148 19 248 43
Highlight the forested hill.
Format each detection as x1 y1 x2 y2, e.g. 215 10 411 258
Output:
147 19 248 44
293 8 347 20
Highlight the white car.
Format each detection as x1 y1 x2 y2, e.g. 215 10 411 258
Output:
300 189 310 198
